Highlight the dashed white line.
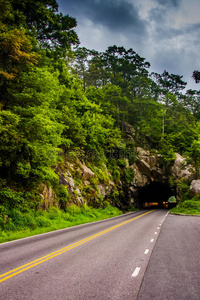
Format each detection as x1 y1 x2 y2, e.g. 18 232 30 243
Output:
132 213 170 279
132 267 141 277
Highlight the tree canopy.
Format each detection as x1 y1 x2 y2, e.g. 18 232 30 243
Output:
0 0 200 213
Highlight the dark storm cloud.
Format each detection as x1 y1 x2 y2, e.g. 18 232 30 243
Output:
58 0 146 34
57 0 200 91
189 22 200 33
154 0 182 7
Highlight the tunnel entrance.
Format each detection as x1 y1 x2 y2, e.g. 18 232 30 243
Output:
137 181 175 209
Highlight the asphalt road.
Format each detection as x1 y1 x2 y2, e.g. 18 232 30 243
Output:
0 209 168 300
137 213 200 300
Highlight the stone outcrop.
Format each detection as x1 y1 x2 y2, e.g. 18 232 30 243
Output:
135 159 152 179
79 163 95 180
131 163 149 187
132 148 162 188
98 184 106 197
130 149 195 204
123 122 135 141
38 147 197 210
133 149 194 185
59 174 75 196
170 153 194 181
39 184 55 210
189 180 200 197
56 161 115 206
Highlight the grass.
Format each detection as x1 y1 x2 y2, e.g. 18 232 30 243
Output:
0 204 123 244
170 199 200 215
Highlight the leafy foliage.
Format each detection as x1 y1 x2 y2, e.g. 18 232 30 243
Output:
171 198 200 215
0 0 200 231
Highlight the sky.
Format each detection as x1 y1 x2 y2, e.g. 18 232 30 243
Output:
57 0 200 91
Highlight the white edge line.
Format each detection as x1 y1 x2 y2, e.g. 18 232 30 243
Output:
132 267 141 277
144 249 149 254
151 238 154 242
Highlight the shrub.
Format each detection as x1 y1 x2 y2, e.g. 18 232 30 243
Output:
0 205 8 228
113 169 120 183
124 168 134 184
181 200 200 210
89 177 99 190
66 204 81 215
3 219 16 231
171 199 200 215
0 189 24 209
80 204 92 213
117 159 127 168
56 185 70 208
111 190 119 203
35 216 51 227
192 194 200 201
92 167 110 185
48 207 62 220
9 209 37 229
178 180 190 202
61 212 70 221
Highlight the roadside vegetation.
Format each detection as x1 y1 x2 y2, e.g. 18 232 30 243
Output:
170 195 200 215
0 203 123 243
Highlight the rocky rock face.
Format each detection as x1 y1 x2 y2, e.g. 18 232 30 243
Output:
38 184 55 210
79 163 95 180
38 148 197 210
131 148 161 188
98 185 106 198
170 153 194 180
55 161 115 207
189 180 200 197
130 149 195 204
59 174 75 197
132 149 194 186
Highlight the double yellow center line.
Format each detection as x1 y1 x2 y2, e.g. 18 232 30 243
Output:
0 210 153 283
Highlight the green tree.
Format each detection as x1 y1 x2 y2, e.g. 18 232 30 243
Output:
152 70 187 95
192 70 200 84
102 46 150 93
180 89 200 120
187 139 200 179
13 0 79 52
0 66 64 188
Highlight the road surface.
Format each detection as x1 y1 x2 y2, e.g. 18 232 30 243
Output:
0 209 167 300
137 213 200 300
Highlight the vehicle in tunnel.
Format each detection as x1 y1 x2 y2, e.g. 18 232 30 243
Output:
137 181 175 209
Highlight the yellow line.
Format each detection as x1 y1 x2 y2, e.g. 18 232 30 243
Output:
0 210 153 283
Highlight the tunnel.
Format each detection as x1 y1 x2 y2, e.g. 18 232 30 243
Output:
137 181 175 209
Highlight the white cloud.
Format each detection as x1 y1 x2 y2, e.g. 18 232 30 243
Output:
174 0 200 29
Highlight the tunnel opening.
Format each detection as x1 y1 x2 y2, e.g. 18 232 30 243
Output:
137 181 175 209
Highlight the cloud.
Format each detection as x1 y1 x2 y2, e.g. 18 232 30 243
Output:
154 0 182 7
57 0 200 90
58 0 146 34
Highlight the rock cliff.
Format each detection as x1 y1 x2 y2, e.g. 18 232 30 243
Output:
39 148 197 210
